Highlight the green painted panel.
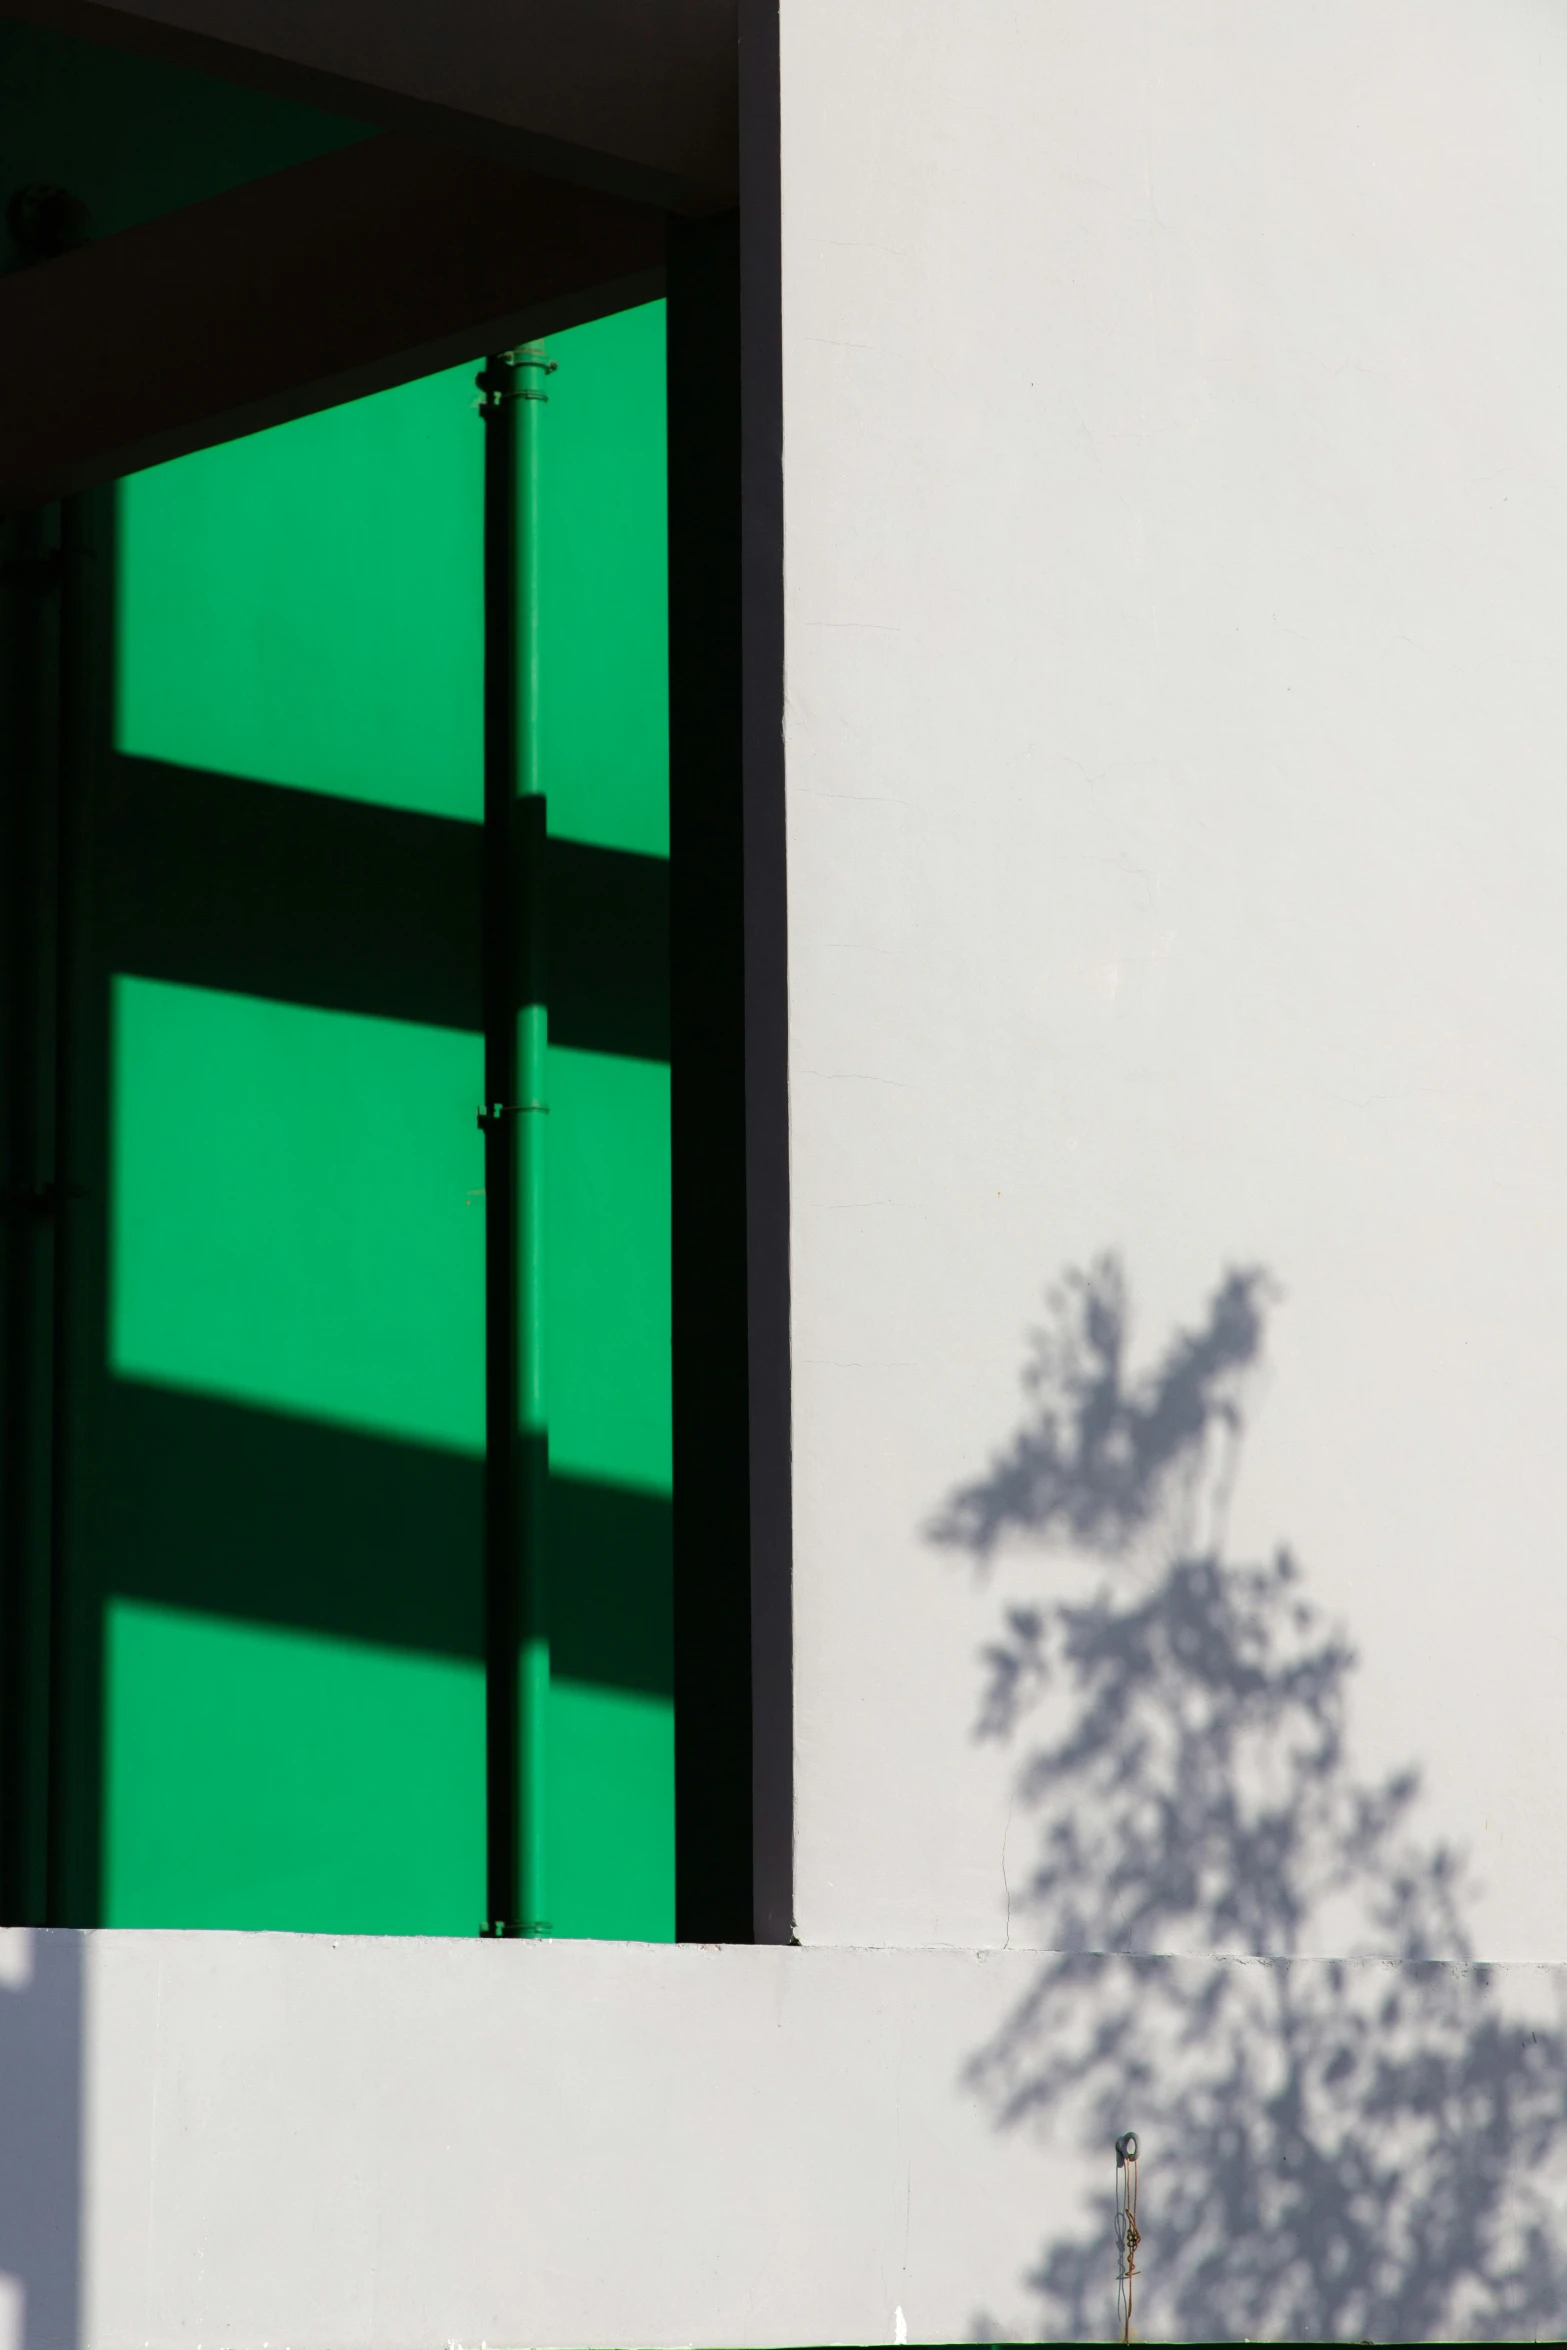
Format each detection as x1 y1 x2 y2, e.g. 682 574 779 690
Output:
547 1681 674 1942
535 307 674 1941
105 1603 483 1933
546 1047 672 1494
110 978 485 1455
94 302 673 1943
116 366 483 820
537 304 669 857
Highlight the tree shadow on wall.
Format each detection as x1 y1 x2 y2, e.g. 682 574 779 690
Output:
933 1258 1567 2344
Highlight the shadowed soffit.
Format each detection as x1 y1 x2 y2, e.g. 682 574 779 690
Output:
0 132 667 509
1 0 738 212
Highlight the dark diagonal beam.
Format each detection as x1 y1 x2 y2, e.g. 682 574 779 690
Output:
0 131 665 512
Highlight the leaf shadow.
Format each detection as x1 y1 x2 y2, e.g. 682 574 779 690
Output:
935 1256 1567 2343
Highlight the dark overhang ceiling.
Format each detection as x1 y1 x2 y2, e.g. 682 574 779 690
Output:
4 0 738 213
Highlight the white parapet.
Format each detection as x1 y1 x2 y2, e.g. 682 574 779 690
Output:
0 1928 1561 2346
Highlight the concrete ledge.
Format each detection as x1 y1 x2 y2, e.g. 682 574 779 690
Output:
1 1929 1563 2346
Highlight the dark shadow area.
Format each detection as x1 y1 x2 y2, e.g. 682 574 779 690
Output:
1 483 114 1940
552 1471 671 1698
106 753 482 1030
99 1375 671 1691
549 832 669 1062
108 753 669 1059
668 207 754 1941
0 1929 82 2349
0 17 372 263
735 0 793 1952
97 1377 483 1657
0 502 65 1931
937 1257 1567 2344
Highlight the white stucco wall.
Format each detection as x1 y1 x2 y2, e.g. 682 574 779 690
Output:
781 0 1567 1968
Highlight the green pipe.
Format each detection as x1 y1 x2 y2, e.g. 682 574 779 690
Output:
515 344 552 1938
478 342 554 1938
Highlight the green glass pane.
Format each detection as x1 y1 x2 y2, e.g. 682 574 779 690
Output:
105 1602 483 1933
116 366 483 820
109 977 485 1455
537 304 669 856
